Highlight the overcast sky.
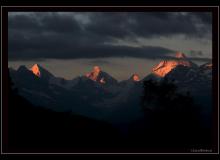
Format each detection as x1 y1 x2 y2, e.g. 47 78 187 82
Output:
8 12 212 80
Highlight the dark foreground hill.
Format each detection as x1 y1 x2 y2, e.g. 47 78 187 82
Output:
7 74 214 153
8 76 122 153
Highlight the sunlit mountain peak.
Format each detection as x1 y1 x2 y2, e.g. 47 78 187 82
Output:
29 64 54 80
30 64 41 77
152 52 195 77
132 74 140 81
93 66 101 73
85 66 102 81
85 66 117 85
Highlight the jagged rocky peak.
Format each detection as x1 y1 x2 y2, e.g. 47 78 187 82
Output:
152 52 194 77
85 66 102 81
85 66 117 85
85 66 106 84
29 64 54 79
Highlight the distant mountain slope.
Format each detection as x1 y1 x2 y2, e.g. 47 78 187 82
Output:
9 54 212 126
8 77 120 152
85 66 118 85
152 52 198 77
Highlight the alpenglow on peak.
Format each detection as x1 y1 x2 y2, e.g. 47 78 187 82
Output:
85 66 118 85
132 74 140 81
152 52 195 77
85 66 102 81
30 64 41 77
175 51 187 59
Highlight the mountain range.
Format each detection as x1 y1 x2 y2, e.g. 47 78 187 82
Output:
9 52 212 126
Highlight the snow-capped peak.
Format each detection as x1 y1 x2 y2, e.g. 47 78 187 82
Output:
85 66 117 85
29 64 54 79
131 74 140 82
30 64 41 77
152 52 196 77
85 66 102 81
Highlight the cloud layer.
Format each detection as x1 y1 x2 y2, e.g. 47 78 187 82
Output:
8 12 212 60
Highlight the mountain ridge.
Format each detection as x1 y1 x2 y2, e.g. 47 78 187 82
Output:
8 52 212 124
11 50 212 83
152 52 198 77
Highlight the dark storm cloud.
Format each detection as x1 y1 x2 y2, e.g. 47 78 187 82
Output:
8 12 211 60
86 12 211 39
8 13 81 34
9 38 175 60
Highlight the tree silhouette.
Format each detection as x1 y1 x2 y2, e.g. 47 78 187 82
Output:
140 78 211 149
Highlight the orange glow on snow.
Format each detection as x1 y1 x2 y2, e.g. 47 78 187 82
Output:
30 64 41 77
133 74 140 81
152 52 191 77
93 66 101 74
86 66 101 81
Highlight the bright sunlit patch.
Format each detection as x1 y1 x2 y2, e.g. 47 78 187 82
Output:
86 66 102 81
152 52 192 77
132 74 140 81
30 64 41 77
